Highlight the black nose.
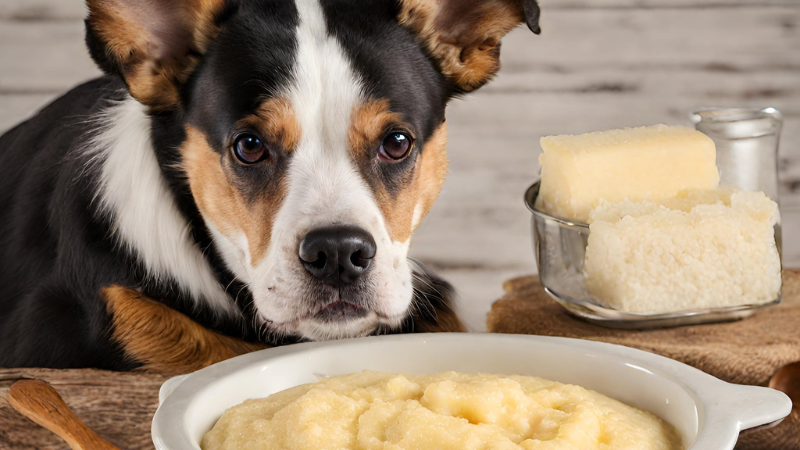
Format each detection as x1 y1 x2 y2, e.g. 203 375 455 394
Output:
298 225 377 286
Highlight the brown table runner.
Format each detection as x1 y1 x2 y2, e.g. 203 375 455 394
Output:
487 270 800 450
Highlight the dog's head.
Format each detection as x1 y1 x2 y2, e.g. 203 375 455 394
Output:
85 0 540 340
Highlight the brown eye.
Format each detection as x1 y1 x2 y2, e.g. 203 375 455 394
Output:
233 134 268 164
379 131 413 161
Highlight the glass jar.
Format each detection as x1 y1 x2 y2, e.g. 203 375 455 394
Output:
691 107 783 256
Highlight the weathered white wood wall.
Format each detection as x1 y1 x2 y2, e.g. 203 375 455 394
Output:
1 0 798 330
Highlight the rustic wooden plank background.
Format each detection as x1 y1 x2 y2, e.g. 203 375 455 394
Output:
0 0 797 333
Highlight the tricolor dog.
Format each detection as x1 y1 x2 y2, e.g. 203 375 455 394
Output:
0 0 540 372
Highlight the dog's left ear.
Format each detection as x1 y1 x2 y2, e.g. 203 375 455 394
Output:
398 0 540 93
85 0 230 109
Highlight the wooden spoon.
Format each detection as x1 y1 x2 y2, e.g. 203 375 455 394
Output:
769 361 800 409
7 379 120 450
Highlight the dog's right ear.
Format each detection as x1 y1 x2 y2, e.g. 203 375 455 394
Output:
85 0 232 109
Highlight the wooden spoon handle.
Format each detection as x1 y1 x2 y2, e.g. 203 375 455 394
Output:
8 379 120 450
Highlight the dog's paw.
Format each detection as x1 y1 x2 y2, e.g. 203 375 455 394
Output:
102 285 265 375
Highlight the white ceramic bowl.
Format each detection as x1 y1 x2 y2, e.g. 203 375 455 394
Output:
152 333 791 450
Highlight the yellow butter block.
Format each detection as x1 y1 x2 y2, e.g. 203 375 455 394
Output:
536 124 720 223
584 190 781 313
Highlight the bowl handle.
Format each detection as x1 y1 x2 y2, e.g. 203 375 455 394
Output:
724 384 792 431
158 374 189 406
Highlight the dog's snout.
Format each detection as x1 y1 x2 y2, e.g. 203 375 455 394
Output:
299 225 376 286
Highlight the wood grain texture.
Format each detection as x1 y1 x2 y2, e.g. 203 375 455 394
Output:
0 369 167 450
0 21 99 93
1 0 797 22
0 1 85 21
8 380 118 450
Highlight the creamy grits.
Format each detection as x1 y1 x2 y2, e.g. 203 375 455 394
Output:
202 371 682 450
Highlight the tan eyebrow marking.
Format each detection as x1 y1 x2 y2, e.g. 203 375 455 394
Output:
237 97 302 152
348 98 407 159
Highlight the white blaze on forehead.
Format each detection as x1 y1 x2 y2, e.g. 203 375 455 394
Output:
276 0 383 238
289 0 363 146
246 0 414 328
284 0 380 219
280 0 388 246
286 0 368 221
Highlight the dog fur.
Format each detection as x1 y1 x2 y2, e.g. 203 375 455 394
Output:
0 0 540 372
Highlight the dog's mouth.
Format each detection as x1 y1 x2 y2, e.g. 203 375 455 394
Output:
265 298 377 327
312 300 368 322
260 296 408 342
251 265 414 341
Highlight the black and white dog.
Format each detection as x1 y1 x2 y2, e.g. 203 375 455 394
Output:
0 0 540 371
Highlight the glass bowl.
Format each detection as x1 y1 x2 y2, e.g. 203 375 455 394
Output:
524 181 782 329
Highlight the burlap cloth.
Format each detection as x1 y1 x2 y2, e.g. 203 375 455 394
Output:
487 270 800 450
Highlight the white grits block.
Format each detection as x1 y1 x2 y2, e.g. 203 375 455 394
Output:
584 190 782 313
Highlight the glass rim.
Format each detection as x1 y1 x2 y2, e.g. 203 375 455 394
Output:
690 106 782 125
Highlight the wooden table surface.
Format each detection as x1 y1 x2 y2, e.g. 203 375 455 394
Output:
0 368 168 449
1 0 798 332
